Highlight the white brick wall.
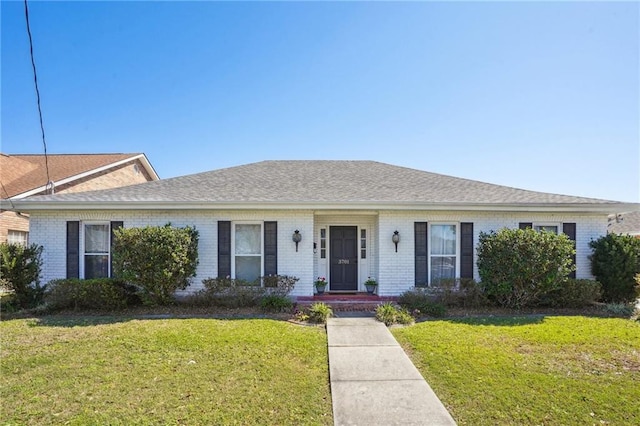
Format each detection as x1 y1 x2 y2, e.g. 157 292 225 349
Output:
29 209 609 297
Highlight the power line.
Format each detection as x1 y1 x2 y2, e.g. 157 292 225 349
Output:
24 0 52 194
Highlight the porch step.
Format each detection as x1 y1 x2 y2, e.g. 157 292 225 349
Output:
296 294 396 312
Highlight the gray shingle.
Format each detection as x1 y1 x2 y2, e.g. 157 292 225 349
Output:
609 211 640 235
13 160 622 205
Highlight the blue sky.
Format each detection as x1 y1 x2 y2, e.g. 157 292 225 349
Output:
2 1 639 202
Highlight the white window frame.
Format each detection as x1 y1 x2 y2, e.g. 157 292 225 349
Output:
7 230 29 246
428 222 460 285
81 221 111 279
231 221 264 282
533 223 560 234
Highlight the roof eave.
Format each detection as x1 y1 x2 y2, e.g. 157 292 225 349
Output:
9 154 159 199
7 200 638 214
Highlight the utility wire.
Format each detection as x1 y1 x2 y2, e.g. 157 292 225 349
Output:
24 0 52 193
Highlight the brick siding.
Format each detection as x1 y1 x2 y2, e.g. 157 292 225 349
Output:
28 209 608 297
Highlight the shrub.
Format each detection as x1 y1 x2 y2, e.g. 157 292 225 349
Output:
397 288 438 310
589 234 640 303
477 228 575 308
437 278 489 308
307 302 333 323
0 243 45 308
397 288 447 317
261 275 299 296
375 302 415 326
45 278 141 311
260 294 293 312
0 292 20 314
540 279 602 308
112 224 199 305
604 302 635 318
196 277 265 308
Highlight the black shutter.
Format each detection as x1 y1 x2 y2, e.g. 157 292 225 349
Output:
218 221 231 278
415 222 428 286
460 222 474 279
264 221 278 276
110 221 123 278
563 223 577 279
66 221 80 279
519 222 533 229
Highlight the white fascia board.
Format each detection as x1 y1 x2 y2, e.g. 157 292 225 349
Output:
137 154 160 180
8 200 639 214
10 154 157 199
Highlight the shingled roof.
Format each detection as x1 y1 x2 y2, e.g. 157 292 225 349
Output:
8 160 636 212
609 211 640 236
1 153 159 198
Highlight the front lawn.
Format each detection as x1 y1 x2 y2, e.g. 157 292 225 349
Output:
1 318 332 425
393 316 640 425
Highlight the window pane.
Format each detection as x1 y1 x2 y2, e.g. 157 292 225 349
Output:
361 229 366 239
7 230 28 246
320 229 326 238
235 256 261 283
235 224 261 255
535 225 558 234
430 225 456 255
431 256 456 284
85 224 110 253
85 255 109 279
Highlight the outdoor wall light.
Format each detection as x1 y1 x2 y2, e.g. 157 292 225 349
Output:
292 230 302 252
392 230 400 252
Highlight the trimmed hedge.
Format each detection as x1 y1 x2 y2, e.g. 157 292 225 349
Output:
0 243 44 308
589 233 640 303
45 278 141 311
540 279 602 308
477 228 575 308
112 224 199 305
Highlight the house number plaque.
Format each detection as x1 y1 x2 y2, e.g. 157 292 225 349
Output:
338 259 350 264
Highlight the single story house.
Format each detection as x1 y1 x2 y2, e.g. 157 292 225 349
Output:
7 160 638 297
0 153 158 244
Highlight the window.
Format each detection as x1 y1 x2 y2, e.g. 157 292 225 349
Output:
360 229 367 259
534 224 559 234
7 230 28 246
84 223 110 279
320 228 326 259
429 224 457 285
234 223 262 282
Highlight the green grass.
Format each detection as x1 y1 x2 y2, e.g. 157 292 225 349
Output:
1 317 332 425
393 316 640 425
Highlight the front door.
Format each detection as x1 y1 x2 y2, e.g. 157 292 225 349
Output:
330 226 358 291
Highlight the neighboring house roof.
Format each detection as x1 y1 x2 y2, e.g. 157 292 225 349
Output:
609 211 640 236
0 153 159 199
8 160 638 213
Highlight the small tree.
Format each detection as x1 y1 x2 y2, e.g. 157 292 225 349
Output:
0 243 45 308
477 228 575 308
589 233 640 303
112 224 199 305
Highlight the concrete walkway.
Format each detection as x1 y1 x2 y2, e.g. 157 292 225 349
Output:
327 317 457 426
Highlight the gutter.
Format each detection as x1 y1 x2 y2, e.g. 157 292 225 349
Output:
6 200 639 214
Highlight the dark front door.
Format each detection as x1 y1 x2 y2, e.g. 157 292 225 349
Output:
330 226 358 291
